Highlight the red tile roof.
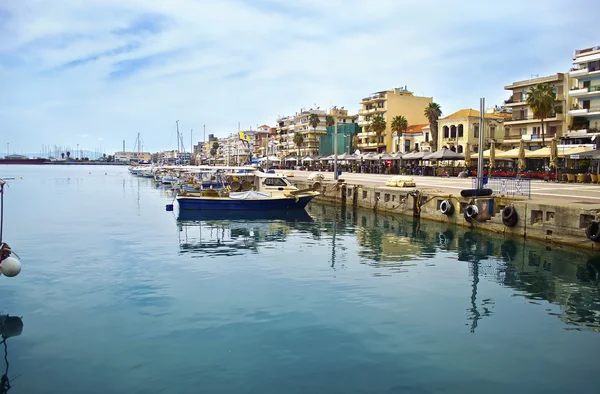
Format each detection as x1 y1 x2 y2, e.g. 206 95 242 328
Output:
404 124 428 134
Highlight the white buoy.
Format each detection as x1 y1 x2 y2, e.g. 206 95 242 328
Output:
1 257 22 277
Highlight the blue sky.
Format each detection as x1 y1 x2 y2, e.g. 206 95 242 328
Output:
1 0 598 155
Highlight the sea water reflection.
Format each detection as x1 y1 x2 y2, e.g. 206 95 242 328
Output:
177 203 600 332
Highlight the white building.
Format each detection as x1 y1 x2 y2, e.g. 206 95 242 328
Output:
114 151 152 163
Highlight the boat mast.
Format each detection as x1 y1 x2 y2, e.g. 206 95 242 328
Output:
176 120 180 165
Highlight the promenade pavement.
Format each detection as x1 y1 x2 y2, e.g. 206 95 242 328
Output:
283 170 600 210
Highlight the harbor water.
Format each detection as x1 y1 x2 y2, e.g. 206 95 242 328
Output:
1 165 599 394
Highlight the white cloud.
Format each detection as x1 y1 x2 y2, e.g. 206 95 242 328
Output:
1 0 598 153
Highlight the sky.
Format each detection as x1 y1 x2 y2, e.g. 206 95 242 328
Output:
1 0 599 155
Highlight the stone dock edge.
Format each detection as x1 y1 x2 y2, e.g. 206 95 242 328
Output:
293 180 600 252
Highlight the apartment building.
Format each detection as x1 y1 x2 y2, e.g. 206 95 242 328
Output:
276 107 356 156
567 45 600 145
503 73 570 149
437 109 505 153
356 87 432 152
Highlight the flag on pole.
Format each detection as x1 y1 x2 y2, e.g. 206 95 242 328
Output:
239 131 251 148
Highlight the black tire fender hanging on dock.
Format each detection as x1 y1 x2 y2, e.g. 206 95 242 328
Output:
586 220 600 242
464 204 478 222
440 200 454 216
501 206 518 227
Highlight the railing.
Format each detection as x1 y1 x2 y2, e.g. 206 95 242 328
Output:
508 113 560 121
472 177 531 199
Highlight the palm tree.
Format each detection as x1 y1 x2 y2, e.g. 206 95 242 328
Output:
309 113 320 132
526 83 555 147
293 132 304 157
370 115 387 153
61 152 65 159
210 142 219 157
391 115 408 152
424 102 442 151
325 115 335 128
66 151 71 159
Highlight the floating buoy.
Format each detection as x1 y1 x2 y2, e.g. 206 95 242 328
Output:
0 256 22 277
89 172 91 174
165 191 169 195
166 204 174 211
586 220 600 242
464 204 478 223
439 200 454 216
105 172 107 175
19 176 22 180
502 206 518 227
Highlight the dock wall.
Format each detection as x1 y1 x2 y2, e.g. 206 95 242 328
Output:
294 180 600 251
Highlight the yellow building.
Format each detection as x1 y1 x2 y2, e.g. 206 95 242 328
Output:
357 87 432 152
503 73 571 149
437 109 505 154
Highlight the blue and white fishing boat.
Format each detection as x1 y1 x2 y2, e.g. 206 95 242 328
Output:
175 167 319 211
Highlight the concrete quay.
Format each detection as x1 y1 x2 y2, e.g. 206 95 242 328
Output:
285 170 600 252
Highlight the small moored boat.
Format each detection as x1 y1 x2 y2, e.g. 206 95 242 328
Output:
176 168 319 211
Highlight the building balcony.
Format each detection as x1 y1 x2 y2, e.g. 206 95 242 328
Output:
357 142 384 149
570 67 600 79
568 107 600 117
360 93 385 103
569 85 600 98
504 113 563 125
504 97 526 107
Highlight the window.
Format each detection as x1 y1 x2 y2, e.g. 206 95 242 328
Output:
404 140 411 153
532 126 540 135
549 126 557 135
458 124 464 137
415 143 419 151
505 127 510 137
583 100 591 110
490 126 496 139
520 90 526 101
264 177 287 187
425 133 429 142
474 124 480 138
520 127 527 135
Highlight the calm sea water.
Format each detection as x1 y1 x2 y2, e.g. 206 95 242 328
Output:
0 165 599 394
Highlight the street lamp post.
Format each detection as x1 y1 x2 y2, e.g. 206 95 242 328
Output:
333 116 338 180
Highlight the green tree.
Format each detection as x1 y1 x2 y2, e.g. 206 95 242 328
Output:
325 115 335 128
526 83 555 147
370 115 387 153
210 142 219 157
391 115 408 151
424 102 442 152
309 113 320 132
293 132 304 158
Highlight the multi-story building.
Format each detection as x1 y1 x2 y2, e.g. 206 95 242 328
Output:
567 45 600 146
216 133 253 165
275 115 296 156
293 109 327 156
114 151 152 163
503 73 570 149
276 107 356 157
437 109 506 153
356 87 432 152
